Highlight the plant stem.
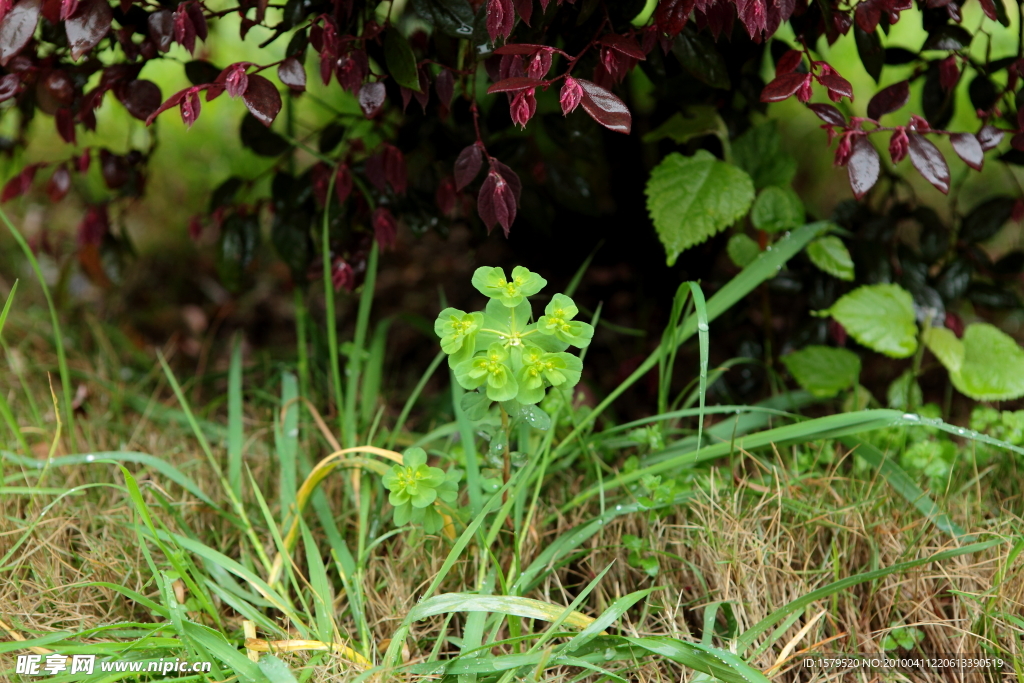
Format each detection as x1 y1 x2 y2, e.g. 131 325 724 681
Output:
500 405 511 487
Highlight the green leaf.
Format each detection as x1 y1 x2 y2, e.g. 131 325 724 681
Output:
922 326 963 374
732 121 797 189
258 655 299 683
384 28 420 91
781 345 861 397
672 26 730 89
646 150 755 266
949 323 1024 400
751 186 804 233
726 233 759 268
642 106 726 144
886 369 922 410
826 284 918 358
807 235 854 280
472 266 546 307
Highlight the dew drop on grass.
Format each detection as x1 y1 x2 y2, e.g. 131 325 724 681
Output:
85 454 95 462
288 428 299 437
603 648 615 661
902 413 920 422
697 322 709 332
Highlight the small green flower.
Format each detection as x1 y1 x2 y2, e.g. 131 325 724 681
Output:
382 447 447 510
472 266 547 308
537 294 594 348
515 345 548 405
454 343 519 402
535 351 582 388
434 308 483 366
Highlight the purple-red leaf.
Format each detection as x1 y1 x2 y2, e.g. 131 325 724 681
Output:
358 81 385 117
46 165 70 202
335 164 353 204
977 125 1005 151
775 49 803 74
55 107 75 143
145 87 187 125
866 80 909 120
278 57 305 91
847 136 880 199
513 0 531 25
454 144 483 191
0 0 40 66
435 68 454 107
372 207 398 250
600 33 646 61
0 72 19 102
147 9 172 52
807 103 846 126
491 158 521 201
1 162 38 202
655 0 695 37
577 78 631 134
760 72 807 102
477 169 517 236
118 79 161 121
486 0 513 43
185 1 206 41
487 76 544 94
908 132 950 193
173 4 195 54
817 71 853 100
242 74 281 126
950 131 983 171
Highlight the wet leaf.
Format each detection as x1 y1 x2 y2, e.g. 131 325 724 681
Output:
119 79 161 121
242 74 281 126
277 57 305 91
826 283 918 357
760 72 806 102
908 133 949 193
240 112 288 156
359 81 386 117
577 78 631 134
977 125 1003 151
487 76 544 93
818 71 853 99
147 9 172 52
960 196 1014 243
0 0 41 66
385 27 420 91
66 0 110 60
922 24 972 50
949 132 983 170
672 25 730 90
807 234 854 280
807 103 846 126
727 233 760 267
411 0 475 39
782 345 861 397
847 136 880 199
454 143 483 190
854 26 883 82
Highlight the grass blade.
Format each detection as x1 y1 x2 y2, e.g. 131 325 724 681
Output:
227 333 244 498
0 278 16 340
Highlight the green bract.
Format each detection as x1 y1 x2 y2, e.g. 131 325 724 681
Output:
472 266 547 307
381 448 459 533
537 294 594 348
437 265 588 407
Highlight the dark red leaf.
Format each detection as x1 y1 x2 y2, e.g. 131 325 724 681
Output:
847 136 880 199
950 131 983 170
655 0 695 37
335 164 353 204
487 77 545 94
491 158 521 201
118 79 161 120
180 87 201 127
185 1 206 41
46 165 70 202
866 80 909 120
978 0 998 20
147 9 172 52
0 72 19 102
938 55 959 91
372 207 397 250
223 63 248 98
77 149 90 173
1013 132 1024 152
436 176 457 216
55 107 75 143
0 0 41 66
358 81 385 117
477 169 517 236
760 72 807 102
817 71 853 100
888 127 908 164
100 149 129 188
486 0 513 43
977 125 1005 151
310 161 329 207
77 205 108 247
454 144 483 191
601 33 647 61
908 132 950 193
513 0 531 25
145 87 187 125
173 4 195 54
278 57 305 91
493 43 552 55
435 68 454 107
242 74 282 126
735 0 767 36
577 78 631 134
1 162 37 202
775 49 803 74
807 102 846 126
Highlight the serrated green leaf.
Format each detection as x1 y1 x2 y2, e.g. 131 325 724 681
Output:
385 28 420 91
826 284 918 358
922 326 964 374
732 121 797 189
646 151 755 266
751 186 804 233
949 323 1024 400
781 345 861 397
726 233 760 268
807 235 854 280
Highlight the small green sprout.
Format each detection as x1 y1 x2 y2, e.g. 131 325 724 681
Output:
382 447 459 533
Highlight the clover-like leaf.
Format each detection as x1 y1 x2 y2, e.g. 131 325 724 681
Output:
537 293 594 348
472 265 547 307
435 307 483 365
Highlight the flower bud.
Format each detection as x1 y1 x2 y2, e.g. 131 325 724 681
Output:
889 127 909 164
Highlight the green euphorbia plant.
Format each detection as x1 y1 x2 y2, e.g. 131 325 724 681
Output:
381 447 459 534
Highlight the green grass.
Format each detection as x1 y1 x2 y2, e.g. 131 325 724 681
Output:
2 220 1024 683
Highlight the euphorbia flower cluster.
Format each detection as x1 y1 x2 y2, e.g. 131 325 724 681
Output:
434 266 593 406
